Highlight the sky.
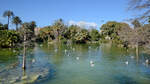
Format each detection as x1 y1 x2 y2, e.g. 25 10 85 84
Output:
0 0 133 29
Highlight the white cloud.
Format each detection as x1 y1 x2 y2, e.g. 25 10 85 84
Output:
68 20 97 29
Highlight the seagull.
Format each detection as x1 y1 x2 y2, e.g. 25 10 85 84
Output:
32 59 35 63
76 57 79 60
90 61 95 67
146 59 149 64
125 61 128 65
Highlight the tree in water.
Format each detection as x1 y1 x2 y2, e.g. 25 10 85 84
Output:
3 10 14 29
22 23 27 70
19 21 36 41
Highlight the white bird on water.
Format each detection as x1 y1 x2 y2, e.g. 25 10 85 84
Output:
146 59 149 64
125 61 128 65
32 59 35 63
90 60 95 67
76 57 79 60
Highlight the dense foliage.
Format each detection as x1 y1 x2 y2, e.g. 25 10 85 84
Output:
89 29 100 41
0 30 20 48
37 21 100 44
100 21 127 43
0 23 8 30
100 20 150 47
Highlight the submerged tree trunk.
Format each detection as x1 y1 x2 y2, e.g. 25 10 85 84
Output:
136 43 139 64
22 32 26 70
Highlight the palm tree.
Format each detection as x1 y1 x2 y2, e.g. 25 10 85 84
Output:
3 10 14 29
12 16 22 30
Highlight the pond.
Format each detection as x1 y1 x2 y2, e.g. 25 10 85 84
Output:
0 43 150 84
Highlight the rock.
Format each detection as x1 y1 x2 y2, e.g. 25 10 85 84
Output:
9 76 20 83
0 65 50 84
21 75 27 80
9 79 16 83
28 75 40 83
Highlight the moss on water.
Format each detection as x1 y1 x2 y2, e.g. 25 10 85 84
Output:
0 48 18 62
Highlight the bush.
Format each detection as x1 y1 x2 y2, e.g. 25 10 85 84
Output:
0 30 20 48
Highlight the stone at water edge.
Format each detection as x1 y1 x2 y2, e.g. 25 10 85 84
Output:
21 75 28 80
9 76 21 83
28 74 41 83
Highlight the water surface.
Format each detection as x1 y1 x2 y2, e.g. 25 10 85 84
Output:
0 43 150 84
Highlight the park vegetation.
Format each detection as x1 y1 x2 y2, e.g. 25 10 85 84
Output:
0 0 150 49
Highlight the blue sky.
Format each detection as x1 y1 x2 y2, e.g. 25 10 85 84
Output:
0 0 133 29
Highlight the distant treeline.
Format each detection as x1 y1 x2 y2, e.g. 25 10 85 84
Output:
0 0 150 48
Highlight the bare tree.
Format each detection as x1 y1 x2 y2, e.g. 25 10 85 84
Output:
131 19 141 28
128 0 150 21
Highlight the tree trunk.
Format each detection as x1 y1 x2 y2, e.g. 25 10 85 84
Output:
136 43 139 64
7 16 9 29
22 33 26 70
16 24 18 31
58 31 60 42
